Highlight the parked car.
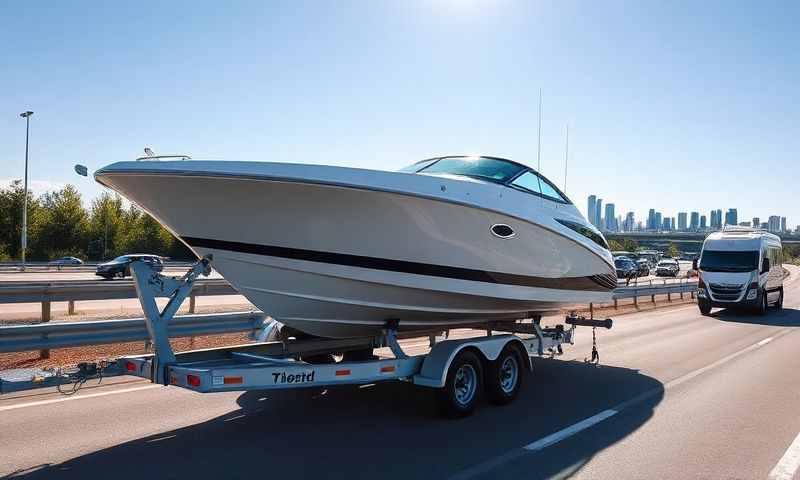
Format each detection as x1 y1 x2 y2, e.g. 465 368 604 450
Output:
96 254 164 279
635 258 650 277
48 256 83 266
614 256 638 284
655 258 680 277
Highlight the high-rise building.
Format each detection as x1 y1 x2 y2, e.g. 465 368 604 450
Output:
753 217 760 229
768 215 781 233
710 209 723 229
605 203 616 232
678 212 688 231
781 217 787 233
700 215 707 229
662 217 671 231
595 198 603 228
647 209 656 231
623 212 635 232
690 212 699 230
587 196 597 227
655 212 662 231
725 208 738 226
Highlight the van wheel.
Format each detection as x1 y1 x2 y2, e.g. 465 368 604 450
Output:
698 299 712 316
756 290 768 316
774 288 784 310
486 346 524 405
438 350 483 418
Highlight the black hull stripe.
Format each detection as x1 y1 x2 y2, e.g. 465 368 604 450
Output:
183 236 616 292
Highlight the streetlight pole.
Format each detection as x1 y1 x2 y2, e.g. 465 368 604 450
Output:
19 111 33 270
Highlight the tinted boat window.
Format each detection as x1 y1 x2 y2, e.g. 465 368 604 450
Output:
556 218 610 250
417 157 525 184
512 171 568 203
398 158 438 173
699 250 759 272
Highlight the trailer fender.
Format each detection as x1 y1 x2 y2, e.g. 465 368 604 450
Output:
413 335 531 389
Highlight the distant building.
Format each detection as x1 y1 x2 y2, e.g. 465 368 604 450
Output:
654 212 662 231
700 215 707 229
710 209 723 229
725 208 738 226
690 212 699 230
781 217 787 232
677 212 688 231
662 217 671 231
604 203 616 232
647 209 656 231
587 195 597 227
595 198 603 228
768 215 781 233
761 222 769 230
623 212 635 232
752 217 760 229
739 221 751 227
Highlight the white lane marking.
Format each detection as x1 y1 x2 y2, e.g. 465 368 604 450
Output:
450 331 787 479
0 384 159 412
524 409 618 451
769 431 800 480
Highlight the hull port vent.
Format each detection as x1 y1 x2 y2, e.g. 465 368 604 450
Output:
491 224 515 238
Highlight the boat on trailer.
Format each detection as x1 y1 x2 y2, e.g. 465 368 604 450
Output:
95 155 616 339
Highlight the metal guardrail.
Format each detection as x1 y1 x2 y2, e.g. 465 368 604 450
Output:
0 311 269 353
0 278 235 304
614 280 697 299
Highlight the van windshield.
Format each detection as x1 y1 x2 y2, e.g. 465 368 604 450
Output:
699 250 759 272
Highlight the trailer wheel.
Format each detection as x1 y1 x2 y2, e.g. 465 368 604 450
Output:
438 350 482 418
486 346 523 405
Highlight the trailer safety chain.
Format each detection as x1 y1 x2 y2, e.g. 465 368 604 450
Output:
584 327 600 365
55 361 106 396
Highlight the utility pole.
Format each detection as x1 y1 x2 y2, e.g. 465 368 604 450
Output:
19 111 33 270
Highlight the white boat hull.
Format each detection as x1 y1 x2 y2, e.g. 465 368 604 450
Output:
96 161 615 338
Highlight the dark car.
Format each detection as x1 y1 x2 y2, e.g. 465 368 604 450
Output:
635 258 650 277
655 258 680 277
614 256 638 285
96 254 164 279
48 256 83 266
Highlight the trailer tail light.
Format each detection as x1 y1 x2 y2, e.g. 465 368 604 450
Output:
335 369 351 377
380 365 396 373
187 374 201 387
125 361 137 372
223 376 243 385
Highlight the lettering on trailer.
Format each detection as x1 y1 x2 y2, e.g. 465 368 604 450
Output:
271 370 315 384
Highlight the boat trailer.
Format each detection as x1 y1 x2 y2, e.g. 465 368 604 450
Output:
5 258 614 417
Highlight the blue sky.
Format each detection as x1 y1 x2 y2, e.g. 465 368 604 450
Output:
1 1 798 227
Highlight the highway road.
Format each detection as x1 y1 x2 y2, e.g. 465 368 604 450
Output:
1 266 799 479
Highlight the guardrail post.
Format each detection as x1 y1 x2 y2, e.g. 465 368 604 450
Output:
613 298 618 309
189 295 196 314
667 292 671 302
633 295 638 308
40 301 51 358
589 303 594 318
68 300 75 315
691 290 695 299
651 293 655 303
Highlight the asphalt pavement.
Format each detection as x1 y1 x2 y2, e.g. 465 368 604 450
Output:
1 266 799 479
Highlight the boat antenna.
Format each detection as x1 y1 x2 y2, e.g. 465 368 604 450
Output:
536 88 543 204
563 123 569 193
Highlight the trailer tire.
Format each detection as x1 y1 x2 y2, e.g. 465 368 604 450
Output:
438 350 483 418
774 288 784 310
486 346 524 406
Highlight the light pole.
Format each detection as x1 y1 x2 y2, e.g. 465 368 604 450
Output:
19 111 33 270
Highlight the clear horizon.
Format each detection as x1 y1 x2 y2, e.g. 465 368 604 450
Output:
1 1 798 227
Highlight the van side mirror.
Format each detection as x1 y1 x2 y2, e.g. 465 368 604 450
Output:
692 259 698 270
762 258 770 274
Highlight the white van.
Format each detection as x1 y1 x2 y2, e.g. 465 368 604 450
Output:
695 228 784 315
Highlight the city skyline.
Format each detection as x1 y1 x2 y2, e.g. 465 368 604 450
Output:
586 194 793 233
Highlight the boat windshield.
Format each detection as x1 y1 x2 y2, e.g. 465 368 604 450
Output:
411 156 526 185
699 250 759 272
